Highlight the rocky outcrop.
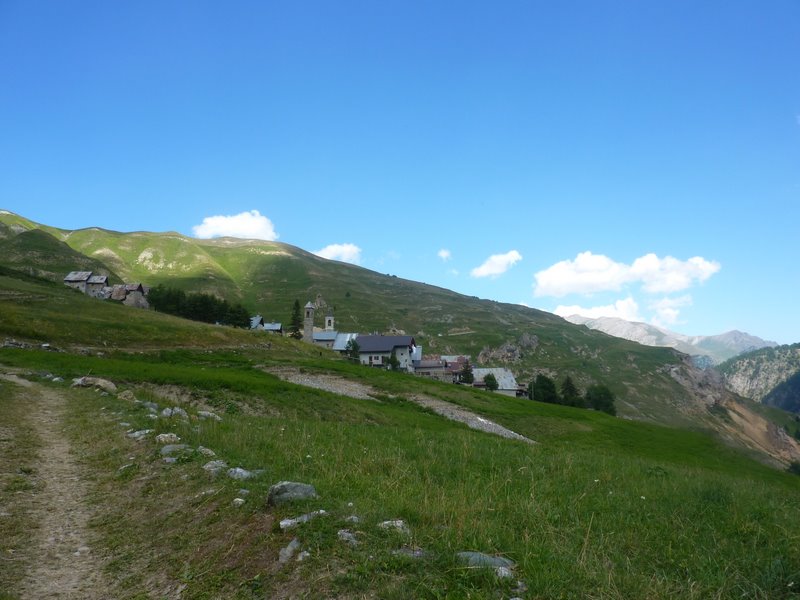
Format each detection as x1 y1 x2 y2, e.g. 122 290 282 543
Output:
719 344 800 403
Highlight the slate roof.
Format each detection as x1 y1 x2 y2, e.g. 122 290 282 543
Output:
472 368 518 391
250 315 265 329
87 275 108 285
332 332 358 351
313 331 338 342
64 271 92 282
264 322 282 332
355 335 416 353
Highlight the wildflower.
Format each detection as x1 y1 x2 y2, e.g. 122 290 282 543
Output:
640 496 646 500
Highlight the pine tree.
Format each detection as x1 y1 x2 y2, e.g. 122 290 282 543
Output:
586 384 617 416
459 361 474 384
560 376 584 407
484 373 499 391
289 300 303 339
532 374 559 404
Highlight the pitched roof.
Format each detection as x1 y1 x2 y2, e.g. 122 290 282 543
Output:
355 335 416 353
250 315 264 329
64 271 92 282
263 322 282 332
87 275 108 284
313 331 338 342
332 332 358 351
472 368 518 391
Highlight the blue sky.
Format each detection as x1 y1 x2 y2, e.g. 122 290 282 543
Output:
1 1 799 343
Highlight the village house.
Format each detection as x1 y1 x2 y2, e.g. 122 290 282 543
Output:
355 334 416 371
250 315 284 335
63 271 93 293
64 271 149 309
471 367 521 397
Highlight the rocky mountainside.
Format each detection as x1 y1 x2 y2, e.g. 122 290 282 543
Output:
566 315 776 364
718 344 800 408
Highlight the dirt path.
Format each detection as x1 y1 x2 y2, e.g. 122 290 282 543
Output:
264 367 534 444
1 373 109 599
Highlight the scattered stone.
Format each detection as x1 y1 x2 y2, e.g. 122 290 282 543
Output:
378 519 410 535
117 463 135 472
161 407 188 418
279 510 327 531
127 429 153 441
52 377 64 383
155 433 181 444
197 446 216 457
197 410 222 422
73 545 91 556
146 414 158 420
267 481 318 506
232 498 246 507
227 467 257 480
344 515 360 524
392 547 427 559
163 457 178 464
118 390 136 402
456 552 515 569
512 580 528 595
118 422 130 427
160 444 189 456
278 538 301 564
72 376 117 394
297 551 311 562
237 488 250 496
143 401 159 412
495 566 514 579
337 529 359 546
202 460 228 476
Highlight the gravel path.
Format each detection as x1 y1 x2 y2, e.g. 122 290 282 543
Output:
1 373 109 599
264 367 534 443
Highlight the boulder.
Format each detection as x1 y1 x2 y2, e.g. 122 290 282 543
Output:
279 510 327 530
278 538 301 564
267 481 317 506
197 446 216 457
378 519 410 535
202 460 228 476
155 433 181 444
455 552 515 569
227 467 256 480
72 376 117 394
118 390 136 402
126 429 153 441
337 529 359 546
197 410 222 422
160 444 189 456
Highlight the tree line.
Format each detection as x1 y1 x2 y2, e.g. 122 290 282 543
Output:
147 285 251 328
528 374 616 415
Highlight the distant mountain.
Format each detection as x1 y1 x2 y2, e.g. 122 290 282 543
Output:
718 344 800 409
565 315 777 365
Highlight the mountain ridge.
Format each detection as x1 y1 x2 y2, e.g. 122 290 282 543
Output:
565 314 777 364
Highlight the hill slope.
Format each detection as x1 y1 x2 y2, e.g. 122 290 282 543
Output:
2 210 799 464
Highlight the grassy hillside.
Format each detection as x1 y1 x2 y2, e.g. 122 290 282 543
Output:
0 229 120 283
0 211 707 427
1 258 799 597
2 346 799 599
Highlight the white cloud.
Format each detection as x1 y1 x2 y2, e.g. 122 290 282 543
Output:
630 254 720 294
438 248 452 261
554 296 642 321
192 209 279 240
314 243 362 265
470 250 522 278
534 252 628 297
649 295 692 327
534 251 720 297
448 269 460 276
